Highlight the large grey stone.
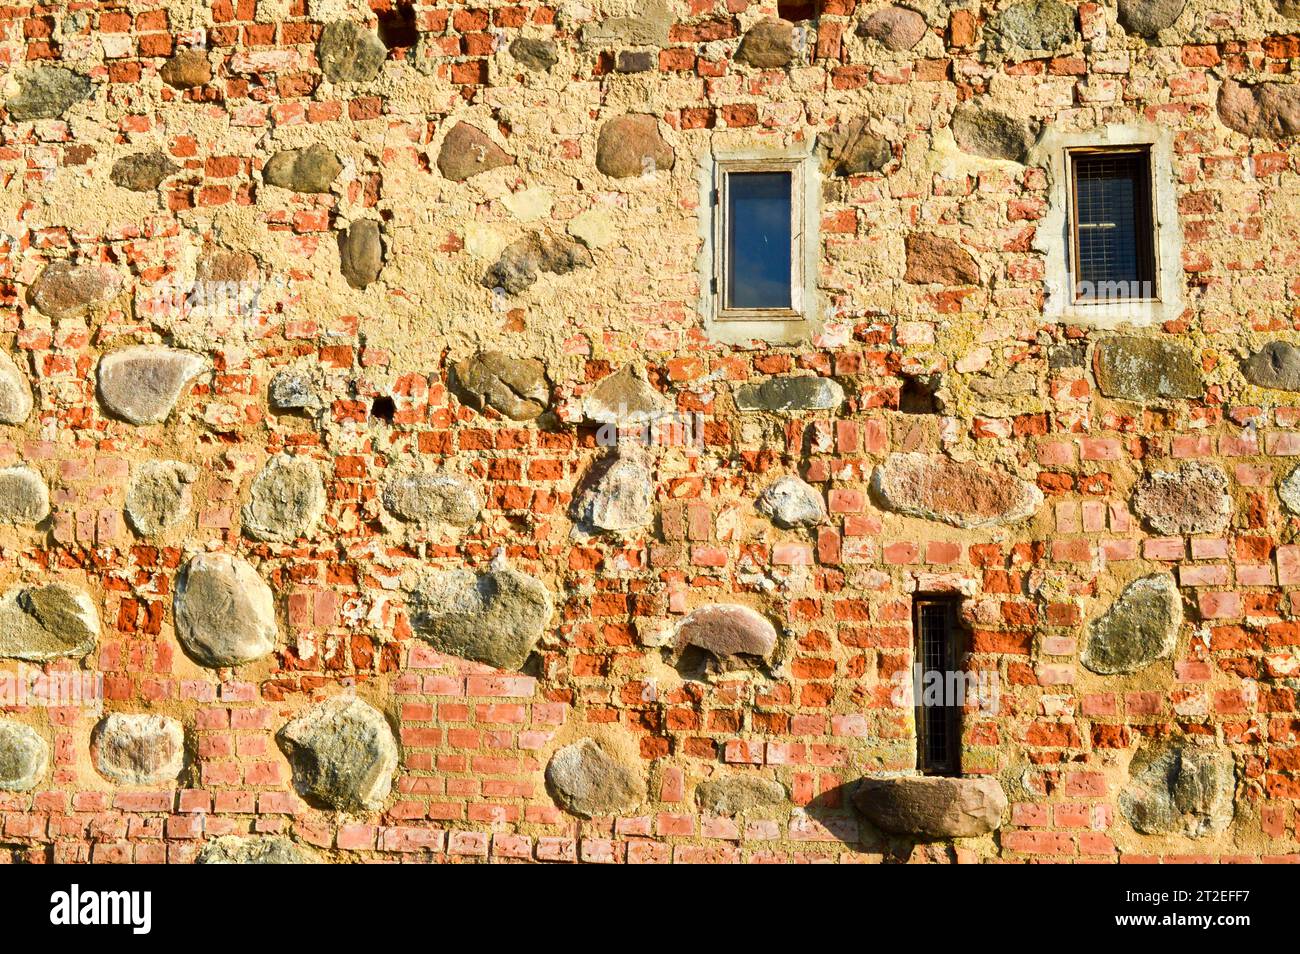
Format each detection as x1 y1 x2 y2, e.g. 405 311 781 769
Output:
197 835 317 864
757 475 827 529
858 6 929 51
1117 0 1186 37
819 118 891 177
736 18 796 68
1120 743 1234 837
1131 462 1231 536
242 454 326 542
583 364 669 424
338 219 385 289
572 453 654 533
382 472 481 527
853 776 1007 839
269 368 322 412
407 558 553 670
111 151 179 192
951 103 1036 163
97 346 206 424
277 696 398 811
1082 574 1181 675
160 49 211 89
483 232 593 295
695 774 787 816
0 720 47 792
1242 341 1300 391
674 604 778 669
125 461 197 537
0 351 32 425
1279 462 1300 516
0 466 49 525
0 583 98 661
1217 79 1300 140
595 114 676 178
28 261 122 319
580 0 674 48
1094 336 1204 403
509 37 558 71
437 122 512 181
452 351 549 420
546 738 646 818
985 0 1077 52
735 376 845 413
92 713 184 785
904 233 979 284
5 67 91 121
318 21 387 84
263 144 341 193
872 453 1043 528
174 553 277 668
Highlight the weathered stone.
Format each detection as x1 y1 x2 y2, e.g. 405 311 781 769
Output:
242 454 326 542
159 49 211 89
5 67 91 121
736 18 796 68
92 713 184 785
509 37 558 71
0 466 49 525
985 0 1077 52
407 558 553 670
858 6 929 52
546 738 646 818
616 50 655 72
1082 574 1181 675
0 350 32 425
197 835 317 864
0 720 46 792
269 369 322 412
757 475 827 529
580 0 674 48
1242 340 1300 391
583 364 669 423
110 151 179 192
1116 0 1186 37
674 604 778 667
1279 0 1300 18
277 696 398 810
125 460 198 536
1217 79 1300 140
1279 462 1300 515
97 346 206 424
338 219 385 290
695 774 787 816
483 232 592 295
317 21 387 84
573 453 654 532
853 776 1007 839
1120 743 1234 837
174 553 277 667
734 376 845 413
28 261 122 319
872 452 1044 528
1131 462 1231 536
196 245 259 285
453 351 550 420
595 114 676 178
904 233 979 285
382 472 481 527
263 144 341 193
951 103 1036 162
818 118 892 176
0 584 97 661
437 122 513 181
1094 336 1204 403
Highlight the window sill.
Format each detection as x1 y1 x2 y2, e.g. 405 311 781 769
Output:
716 308 804 322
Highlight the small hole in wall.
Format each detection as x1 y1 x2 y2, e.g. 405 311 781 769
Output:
377 4 419 51
899 377 940 415
778 1 818 22
370 396 397 423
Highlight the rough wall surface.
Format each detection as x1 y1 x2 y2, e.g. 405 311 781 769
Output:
0 0 1298 865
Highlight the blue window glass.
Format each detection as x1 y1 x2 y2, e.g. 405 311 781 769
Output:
726 171 793 310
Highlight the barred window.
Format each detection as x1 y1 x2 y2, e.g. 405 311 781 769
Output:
1069 148 1157 303
914 596 963 777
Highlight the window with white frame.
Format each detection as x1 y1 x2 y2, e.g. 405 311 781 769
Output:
712 158 806 321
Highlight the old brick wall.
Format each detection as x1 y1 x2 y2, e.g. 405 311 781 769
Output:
0 0 1297 864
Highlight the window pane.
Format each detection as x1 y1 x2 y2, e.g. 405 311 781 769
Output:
726 171 792 310
1073 152 1154 301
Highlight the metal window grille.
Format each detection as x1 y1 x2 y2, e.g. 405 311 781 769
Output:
914 596 962 777
1070 149 1156 302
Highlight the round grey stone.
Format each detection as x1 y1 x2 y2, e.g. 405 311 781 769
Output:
853 776 1008 839
1120 743 1234 837
5 67 92 121
0 720 48 792
0 350 32 425
819 118 892 176
110 151 179 192
582 364 669 424
97 346 206 425
174 552 277 668
318 21 387 84
242 454 326 542
858 6 929 52
382 472 481 527
338 219 385 290
595 114 676 179
546 738 646 818
734 376 845 413
453 351 550 420
262 144 342 193
695 774 787 816
951 103 1037 163
1117 0 1186 37
1131 462 1231 536
197 835 318 864
1242 341 1300 391
1278 463 1300 516
736 18 796 68
0 583 98 661
277 696 398 811
756 475 827 529
28 261 122 320
268 368 322 412
509 37 558 71
92 713 185 785
673 604 778 669
1082 574 1181 675
985 0 1077 52
125 460 198 536
1094 336 1204 403
482 232 592 296
573 454 654 533
0 466 49 525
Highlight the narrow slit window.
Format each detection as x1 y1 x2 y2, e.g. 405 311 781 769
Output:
913 596 963 777
1069 148 1156 303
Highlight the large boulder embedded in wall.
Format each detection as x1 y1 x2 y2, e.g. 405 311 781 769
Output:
91 713 184 785
0 720 47 792
583 364 669 423
852 776 1008 839
382 472 481 527
173 553 278 668
819 118 892 177
546 738 646 818
756 475 827 529
1242 341 1300 391
857 6 929 52
985 0 1077 53
197 835 317 864
595 114 676 179
483 232 593 295
28 261 121 320
871 453 1043 529
452 351 550 420
437 122 513 181
277 696 398 811
1117 0 1186 37
262 144 342 193
4 67 91 121
509 37 558 72
159 49 211 89
673 604 778 670
904 233 979 285
1131 462 1232 536
735 18 796 68
0 350 32 425
407 558 553 670
695 774 788 816
125 460 198 536
242 454 327 542
111 150 179 192
0 583 98 662
317 21 386 84
97 346 206 424
572 453 655 533
0 466 48 525
1120 743 1235 837
1081 574 1181 675
734 376 845 413
1217 79 1300 140
338 219 385 290
1094 337 1204 403
950 104 1037 163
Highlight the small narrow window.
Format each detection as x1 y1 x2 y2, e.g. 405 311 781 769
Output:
913 595 963 777
1069 148 1156 304
715 160 803 319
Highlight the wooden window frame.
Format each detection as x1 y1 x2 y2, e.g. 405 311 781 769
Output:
913 595 964 778
1066 145 1159 306
713 158 805 322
